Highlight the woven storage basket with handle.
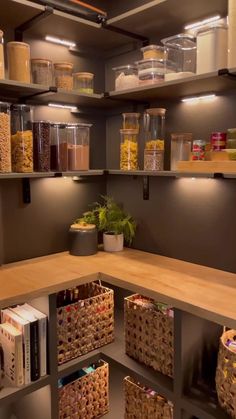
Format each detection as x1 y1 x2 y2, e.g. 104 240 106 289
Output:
59 360 109 419
125 294 174 377
124 376 173 419
216 329 236 418
57 282 114 365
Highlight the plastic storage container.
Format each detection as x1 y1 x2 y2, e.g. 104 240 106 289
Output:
0 30 5 79
11 104 33 172
228 0 236 68
73 72 94 93
113 65 138 91
196 25 228 74
50 123 67 171
7 42 30 83
120 129 139 170
144 108 166 171
122 113 140 130
171 133 192 170
227 128 236 148
136 58 165 85
161 34 196 81
67 123 91 171
54 62 73 90
31 59 53 85
141 44 165 60
33 121 51 172
0 102 11 172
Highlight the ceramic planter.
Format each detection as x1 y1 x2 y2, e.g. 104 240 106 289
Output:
103 232 124 252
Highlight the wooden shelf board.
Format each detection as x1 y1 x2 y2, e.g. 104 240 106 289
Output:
0 79 49 102
182 393 230 419
0 171 104 180
177 161 236 173
107 170 177 177
0 375 51 406
0 0 44 31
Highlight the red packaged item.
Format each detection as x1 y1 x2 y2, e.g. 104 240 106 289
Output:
211 132 227 151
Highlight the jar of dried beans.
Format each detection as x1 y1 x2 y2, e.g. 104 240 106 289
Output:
33 121 51 172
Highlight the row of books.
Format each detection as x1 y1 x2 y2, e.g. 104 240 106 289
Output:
0 304 47 387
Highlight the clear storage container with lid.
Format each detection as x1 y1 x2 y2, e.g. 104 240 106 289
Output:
11 104 33 172
67 123 92 171
0 102 11 172
113 65 138 91
144 108 166 171
136 59 165 85
171 133 192 170
73 72 94 94
0 30 5 79
161 34 196 81
227 128 236 149
50 123 67 171
141 45 165 60
7 42 30 83
31 59 53 85
122 113 140 131
120 129 139 170
33 121 51 172
54 62 73 90
196 25 228 74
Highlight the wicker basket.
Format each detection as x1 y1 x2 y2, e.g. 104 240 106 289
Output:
59 359 109 419
124 376 173 419
125 294 174 377
216 329 236 418
57 282 114 365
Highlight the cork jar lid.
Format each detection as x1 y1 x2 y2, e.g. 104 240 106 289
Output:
70 223 96 230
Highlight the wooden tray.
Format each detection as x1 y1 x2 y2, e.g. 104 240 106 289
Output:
177 161 236 173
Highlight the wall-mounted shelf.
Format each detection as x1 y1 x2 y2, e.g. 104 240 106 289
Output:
107 170 177 177
0 170 104 180
0 79 50 102
0 375 51 406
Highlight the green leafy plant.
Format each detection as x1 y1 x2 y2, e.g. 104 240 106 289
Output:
76 196 136 245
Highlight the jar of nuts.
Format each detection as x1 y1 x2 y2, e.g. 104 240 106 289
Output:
54 62 73 90
120 129 139 170
33 121 51 172
11 104 33 173
144 108 166 171
0 102 11 173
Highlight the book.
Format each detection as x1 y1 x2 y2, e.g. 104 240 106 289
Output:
1 308 31 385
0 322 24 387
21 304 47 377
11 306 40 382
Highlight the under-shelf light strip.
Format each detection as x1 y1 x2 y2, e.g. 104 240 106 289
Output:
45 35 76 48
181 94 216 103
184 15 221 30
48 103 78 111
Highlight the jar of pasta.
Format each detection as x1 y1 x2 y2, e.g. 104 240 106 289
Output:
144 108 166 171
11 104 33 172
0 102 11 173
120 129 138 170
54 62 73 90
7 42 30 83
122 113 140 131
0 31 5 79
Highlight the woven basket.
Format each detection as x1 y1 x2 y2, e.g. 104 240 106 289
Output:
124 376 173 419
57 282 114 364
59 360 109 419
216 329 236 418
125 294 173 377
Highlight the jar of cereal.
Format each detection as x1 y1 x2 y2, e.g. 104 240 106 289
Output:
54 62 73 90
11 104 33 173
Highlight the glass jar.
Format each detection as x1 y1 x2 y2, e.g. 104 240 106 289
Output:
31 59 53 85
120 129 138 170
54 62 73 90
0 30 5 79
7 42 30 83
144 108 166 171
73 72 94 94
67 123 92 171
0 102 11 172
50 123 67 171
11 104 33 173
141 45 165 60
227 128 236 149
136 59 165 85
122 113 140 131
171 133 192 170
161 34 196 81
113 65 138 91
33 121 51 172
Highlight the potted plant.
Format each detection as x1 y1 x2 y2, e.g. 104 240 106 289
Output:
77 196 136 252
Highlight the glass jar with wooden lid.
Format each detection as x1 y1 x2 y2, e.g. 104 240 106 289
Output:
0 30 5 79
54 62 73 90
31 58 53 85
7 41 30 83
73 72 94 94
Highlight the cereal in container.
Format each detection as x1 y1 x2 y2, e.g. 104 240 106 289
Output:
11 104 33 173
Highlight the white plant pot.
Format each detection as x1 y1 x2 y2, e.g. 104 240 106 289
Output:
103 233 124 252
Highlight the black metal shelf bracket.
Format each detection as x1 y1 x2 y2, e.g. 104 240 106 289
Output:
143 175 149 200
22 178 31 204
101 22 149 46
21 86 57 103
15 6 54 41
218 68 236 80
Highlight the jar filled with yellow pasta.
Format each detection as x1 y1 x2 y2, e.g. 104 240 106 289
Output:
120 129 139 171
11 104 33 173
122 113 140 131
144 108 166 171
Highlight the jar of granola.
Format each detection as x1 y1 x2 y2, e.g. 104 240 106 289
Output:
120 129 138 170
144 108 166 171
11 104 33 173
54 62 73 90
0 102 11 172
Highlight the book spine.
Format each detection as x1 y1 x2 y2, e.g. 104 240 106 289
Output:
23 323 31 385
30 321 40 381
39 318 47 377
15 334 24 386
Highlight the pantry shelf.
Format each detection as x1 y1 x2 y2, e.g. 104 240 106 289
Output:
0 375 51 406
0 0 45 30
34 89 106 108
107 170 177 177
0 79 50 102
181 394 230 419
0 171 104 180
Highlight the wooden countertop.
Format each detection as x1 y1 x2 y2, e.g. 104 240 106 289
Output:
0 249 236 327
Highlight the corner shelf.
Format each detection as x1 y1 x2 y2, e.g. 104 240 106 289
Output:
0 375 51 406
0 171 104 180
